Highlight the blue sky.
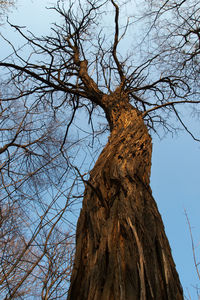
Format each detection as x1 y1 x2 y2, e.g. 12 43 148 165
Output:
1 0 200 299
152 132 200 299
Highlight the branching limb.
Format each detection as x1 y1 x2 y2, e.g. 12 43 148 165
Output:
185 210 200 282
111 0 125 84
142 100 200 117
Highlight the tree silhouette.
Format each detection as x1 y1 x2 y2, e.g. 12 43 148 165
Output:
0 0 200 298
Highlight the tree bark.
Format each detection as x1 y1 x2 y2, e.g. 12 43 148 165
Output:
67 96 183 300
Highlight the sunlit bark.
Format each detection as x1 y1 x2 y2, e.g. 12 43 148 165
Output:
67 94 183 300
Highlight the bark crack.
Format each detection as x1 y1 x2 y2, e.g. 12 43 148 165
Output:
127 217 146 300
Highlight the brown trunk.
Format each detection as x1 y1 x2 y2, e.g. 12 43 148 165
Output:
67 95 183 300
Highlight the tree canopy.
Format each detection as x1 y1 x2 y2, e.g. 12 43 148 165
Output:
0 0 200 298
0 0 16 22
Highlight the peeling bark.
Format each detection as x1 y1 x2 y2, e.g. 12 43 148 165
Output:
67 99 183 300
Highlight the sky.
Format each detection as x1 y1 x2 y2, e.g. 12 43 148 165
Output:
152 131 200 299
1 0 200 299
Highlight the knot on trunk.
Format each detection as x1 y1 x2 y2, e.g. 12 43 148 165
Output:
102 92 140 131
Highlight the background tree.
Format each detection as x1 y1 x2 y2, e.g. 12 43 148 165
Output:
0 40 75 299
0 0 17 23
0 75 77 298
0 0 200 298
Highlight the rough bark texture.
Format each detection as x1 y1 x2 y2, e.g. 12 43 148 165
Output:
67 97 183 300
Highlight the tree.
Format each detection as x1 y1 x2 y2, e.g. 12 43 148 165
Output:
0 0 16 22
0 90 75 298
0 0 200 298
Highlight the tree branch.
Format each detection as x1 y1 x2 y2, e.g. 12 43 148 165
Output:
111 0 125 84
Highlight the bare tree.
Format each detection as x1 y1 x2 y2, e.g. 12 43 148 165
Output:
0 0 16 22
0 0 200 298
0 66 76 298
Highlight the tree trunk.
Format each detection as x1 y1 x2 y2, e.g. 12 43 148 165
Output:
67 97 183 300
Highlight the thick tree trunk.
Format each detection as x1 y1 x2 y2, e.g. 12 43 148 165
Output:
67 99 183 300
